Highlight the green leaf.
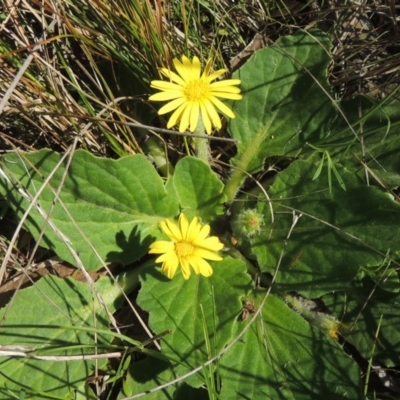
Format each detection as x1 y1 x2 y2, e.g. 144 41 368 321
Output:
323 277 400 367
75 381 98 400
137 257 252 387
312 152 325 180
121 357 210 399
327 96 400 179
224 30 333 201
0 150 179 270
329 156 346 191
219 293 361 399
377 267 400 292
173 156 226 221
121 356 210 400
250 158 400 297
0 274 128 399
120 357 176 399
173 384 209 400
231 29 332 168
357 254 400 293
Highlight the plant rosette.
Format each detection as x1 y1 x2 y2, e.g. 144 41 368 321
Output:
1 30 400 399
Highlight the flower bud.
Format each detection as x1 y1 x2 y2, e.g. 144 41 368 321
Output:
232 208 264 238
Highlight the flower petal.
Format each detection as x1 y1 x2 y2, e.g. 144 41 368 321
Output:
199 102 212 134
155 252 174 263
210 86 242 95
186 217 201 242
194 236 224 251
187 255 213 277
167 102 188 129
159 69 186 86
206 69 226 82
179 101 193 132
189 102 200 132
180 257 192 279
189 56 201 79
196 224 210 241
193 248 223 260
211 92 243 100
210 79 241 87
160 219 182 241
149 90 184 102
150 80 182 91
186 255 201 274
174 56 201 82
209 96 235 118
202 99 222 130
201 59 213 78
158 97 186 115
195 257 214 277
149 240 174 254
161 253 179 279
179 213 189 239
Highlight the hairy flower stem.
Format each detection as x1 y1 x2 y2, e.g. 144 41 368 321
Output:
223 163 248 204
143 137 174 176
192 117 210 164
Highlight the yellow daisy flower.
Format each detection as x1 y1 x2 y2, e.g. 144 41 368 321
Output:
149 56 242 134
149 213 224 280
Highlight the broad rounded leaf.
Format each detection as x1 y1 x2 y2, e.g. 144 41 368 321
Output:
120 358 175 399
229 29 333 175
0 150 179 270
324 278 400 367
137 257 252 387
173 156 226 221
219 293 361 399
250 159 400 297
328 96 400 180
120 357 209 399
0 274 128 399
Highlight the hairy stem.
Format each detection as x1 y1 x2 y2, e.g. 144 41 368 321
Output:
192 117 210 164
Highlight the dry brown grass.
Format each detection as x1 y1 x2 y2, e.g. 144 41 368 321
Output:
1 0 398 155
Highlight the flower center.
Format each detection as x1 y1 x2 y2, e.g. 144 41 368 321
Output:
184 79 210 101
248 217 258 226
175 241 194 258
